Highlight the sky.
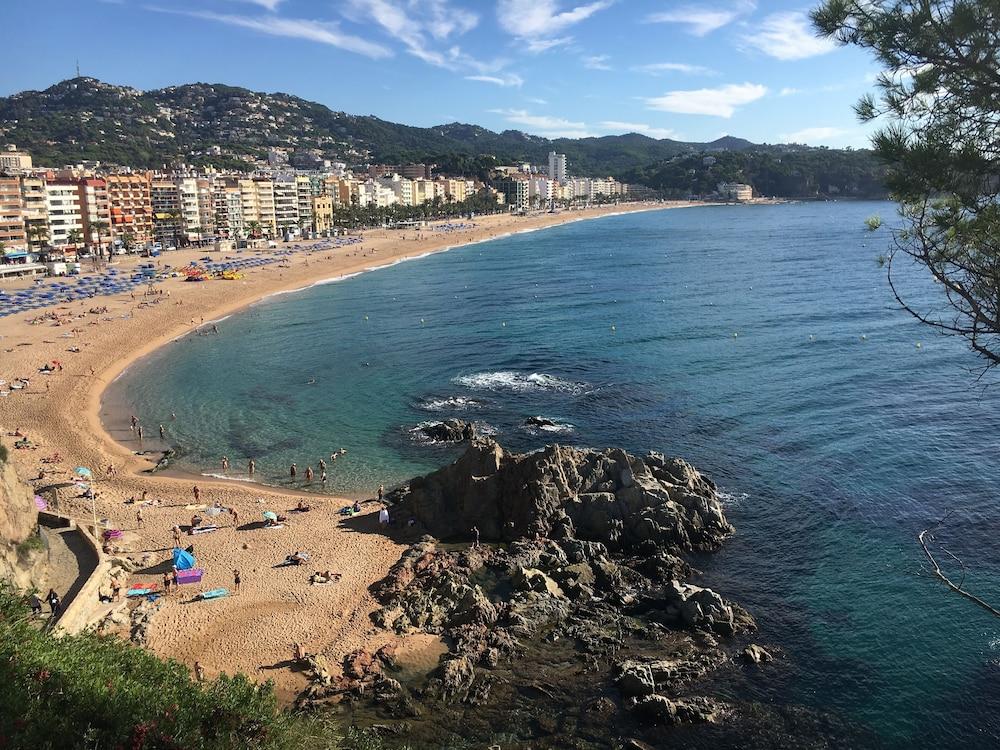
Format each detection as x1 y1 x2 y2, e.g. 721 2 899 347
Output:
4 0 882 148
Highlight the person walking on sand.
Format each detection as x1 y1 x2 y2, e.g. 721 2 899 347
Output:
233 569 241 594
163 571 172 595
172 525 182 546
136 507 144 529
230 507 239 527
192 485 200 502
194 661 206 682
248 458 255 478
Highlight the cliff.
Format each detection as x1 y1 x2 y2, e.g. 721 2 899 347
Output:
0 454 46 590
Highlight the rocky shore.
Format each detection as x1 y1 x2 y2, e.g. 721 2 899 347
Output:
291 440 836 747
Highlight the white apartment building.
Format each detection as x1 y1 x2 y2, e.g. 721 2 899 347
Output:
45 182 84 246
1 144 33 173
273 178 299 234
295 175 313 230
254 179 277 237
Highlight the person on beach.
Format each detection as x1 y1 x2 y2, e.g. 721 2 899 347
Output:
194 661 206 682
294 642 307 661
136 424 143 442
159 424 165 440
130 415 137 432
172 525 182 546
248 458 255 477
233 569 241 593
377 484 384 502
111 578 122 601
230 508 239 527
221 456 229 472
290 463 297 479
321 469 327 484
162 571 172 595
318 458 326 473
135 508 144 529
305 466 313 483
192 485 200 502
352 500 361 514
378 507 390 526
472 525 480 548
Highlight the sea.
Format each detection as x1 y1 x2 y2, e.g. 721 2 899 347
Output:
105 202 1000 747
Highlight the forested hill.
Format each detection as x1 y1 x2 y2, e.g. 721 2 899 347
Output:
0 77 886 197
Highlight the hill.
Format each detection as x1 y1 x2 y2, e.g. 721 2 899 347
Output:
0 77 886 196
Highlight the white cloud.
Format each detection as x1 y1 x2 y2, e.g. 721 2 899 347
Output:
742 12 837 60
466 74 524 87
780 126 846 144
230 0 284 10
583 54 612 70
148 8 391 58
599 121 680 139
633 62 716 76
646 1 755 36
779 87 801 96
497 0 612 52
526 97 549 105
645 82 767 117
490 107 595 138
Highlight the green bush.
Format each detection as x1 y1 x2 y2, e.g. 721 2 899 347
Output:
0 583 363 750
15 535 44 557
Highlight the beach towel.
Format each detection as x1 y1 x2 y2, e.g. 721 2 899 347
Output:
198 588 228 600
189 525 220 535
176 568 204 584
172 547 196 570
185 504 207 511
127 584 159 597
103 529 124 540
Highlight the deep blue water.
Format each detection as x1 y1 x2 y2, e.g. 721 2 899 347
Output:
109 203 1000 747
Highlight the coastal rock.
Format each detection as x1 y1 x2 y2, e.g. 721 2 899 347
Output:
524 416 558 428
513 567 566 598
634 695 725 725
616 661 656 697
415 419 477 443
653 580 755 636
742 643 773 664
389 439 733 552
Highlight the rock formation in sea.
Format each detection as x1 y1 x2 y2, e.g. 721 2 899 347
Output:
413 419 477 443
298 440 848 746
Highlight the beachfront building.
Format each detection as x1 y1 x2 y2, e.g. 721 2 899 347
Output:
196 177 216 239
273 177 299 235
45 181 84 247
106 173 153 246
75 177 112 252
295 175 313 232
18 176 48 250
0 177 27 251
312 195 333 234
548 152 567 182
151 180 183 245
213 178 244 238
255 178 277 237
528 177 555 208
718 182 753 201
0 144 32 173
440 178 467 203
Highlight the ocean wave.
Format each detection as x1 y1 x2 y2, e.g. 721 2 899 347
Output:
417 395 485 411
454 371 588 395
717 489 750 506
200 472 255 482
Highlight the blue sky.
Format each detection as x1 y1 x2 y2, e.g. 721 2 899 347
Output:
5 1 881 148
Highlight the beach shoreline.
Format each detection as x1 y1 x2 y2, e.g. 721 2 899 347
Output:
0 200 704 699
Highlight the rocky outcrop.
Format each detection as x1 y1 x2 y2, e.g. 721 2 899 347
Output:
524 416 558 428
414 420 477 443
0 457 46 590
387 439 732 552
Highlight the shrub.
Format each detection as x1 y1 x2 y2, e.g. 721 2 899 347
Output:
0 583 361 750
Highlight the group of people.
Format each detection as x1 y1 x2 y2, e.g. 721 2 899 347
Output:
29 588 61 619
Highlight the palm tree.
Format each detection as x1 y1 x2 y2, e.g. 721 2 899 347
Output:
90 220 110 264
66 228 83 247
26 222 49 251
121 231 135 253
246 220 261 239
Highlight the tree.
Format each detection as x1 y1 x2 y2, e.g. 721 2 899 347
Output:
90 219 110 263
26 222 49 250
813 0 1000 370
66 228 83 247
246 220 261 239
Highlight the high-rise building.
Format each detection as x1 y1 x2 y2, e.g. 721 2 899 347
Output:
0 177 26 251
151 180 182 244
45 181 84 247
272 178 299 234
75 178 112 251
312 195 333 234
548 152 567 182
106 173 153 245
19 176 48 249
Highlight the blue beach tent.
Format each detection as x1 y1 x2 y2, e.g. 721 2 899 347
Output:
172 547 196 571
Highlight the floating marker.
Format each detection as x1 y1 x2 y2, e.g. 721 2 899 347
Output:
502 321 507 327
364 315 369 321
611 325 616 331
420 318 425 324
860 334 866 340
809 335 815 340
733 332 738 337
916 342 922 348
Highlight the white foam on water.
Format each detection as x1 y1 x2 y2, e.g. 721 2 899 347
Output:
417 396 484 411
454 371 588 395
717 489 750 506
200 472 255 482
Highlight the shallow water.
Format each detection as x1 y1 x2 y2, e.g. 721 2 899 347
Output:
110 202 1000 747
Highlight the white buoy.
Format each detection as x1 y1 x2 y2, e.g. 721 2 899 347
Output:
809 335 814 340
502 321 507 327
611 325 616 331
860 334 866 340
420 318 425 324
916 342 922 348
733 332 739 338
364 315 369 321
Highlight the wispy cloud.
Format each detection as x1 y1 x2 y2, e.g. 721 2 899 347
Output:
633 62 716 76
583 54 612 70
780 126 846 144
498 0 613 53
490 107 594 138
599 120 679 139
230 0 284 11
466 74 524 87
646 1 755 36
147 7 392 58
645 82 767 117
344 0 518 81
779 87 802 96
742 12 836 60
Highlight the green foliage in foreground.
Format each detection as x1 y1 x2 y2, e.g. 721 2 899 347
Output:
0 583 376 750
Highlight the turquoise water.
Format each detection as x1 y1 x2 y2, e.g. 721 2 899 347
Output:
109 203 1000 746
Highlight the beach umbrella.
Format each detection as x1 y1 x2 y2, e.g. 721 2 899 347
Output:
263 511 278 522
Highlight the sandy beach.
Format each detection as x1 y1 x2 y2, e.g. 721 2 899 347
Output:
0 201 699 700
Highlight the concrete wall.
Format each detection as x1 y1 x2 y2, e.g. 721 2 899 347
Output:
38 511 109 635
